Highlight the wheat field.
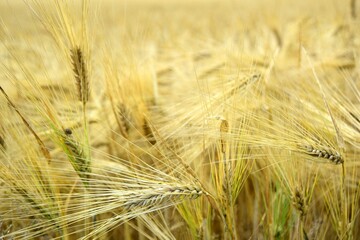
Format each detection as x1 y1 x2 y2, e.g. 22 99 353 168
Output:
0 0 360 239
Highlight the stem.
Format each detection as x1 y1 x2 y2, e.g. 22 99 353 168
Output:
341 162 348 239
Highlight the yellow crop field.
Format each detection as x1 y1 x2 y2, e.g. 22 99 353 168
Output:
0 0 359 239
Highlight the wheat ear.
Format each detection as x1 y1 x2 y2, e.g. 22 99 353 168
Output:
117 103 131 138
302 145 343 164
70 47 89 105
123 186 203 210
62 128 90 182
351 0 357 19
291 188 309 239
220 119 229 154
291 188 307 218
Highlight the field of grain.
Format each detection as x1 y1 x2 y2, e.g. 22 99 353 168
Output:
1 0 360 239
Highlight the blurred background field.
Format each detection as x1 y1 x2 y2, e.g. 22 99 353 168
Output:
1 0 357 95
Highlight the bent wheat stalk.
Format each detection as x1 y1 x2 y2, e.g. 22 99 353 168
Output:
0 87 51 162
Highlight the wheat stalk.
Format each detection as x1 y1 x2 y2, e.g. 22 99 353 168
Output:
0 87 51 162
219 118 237 239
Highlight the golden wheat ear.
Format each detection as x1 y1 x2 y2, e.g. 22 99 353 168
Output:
70 47 89 105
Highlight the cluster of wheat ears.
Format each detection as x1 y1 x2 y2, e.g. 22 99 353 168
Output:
1 0 360 239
